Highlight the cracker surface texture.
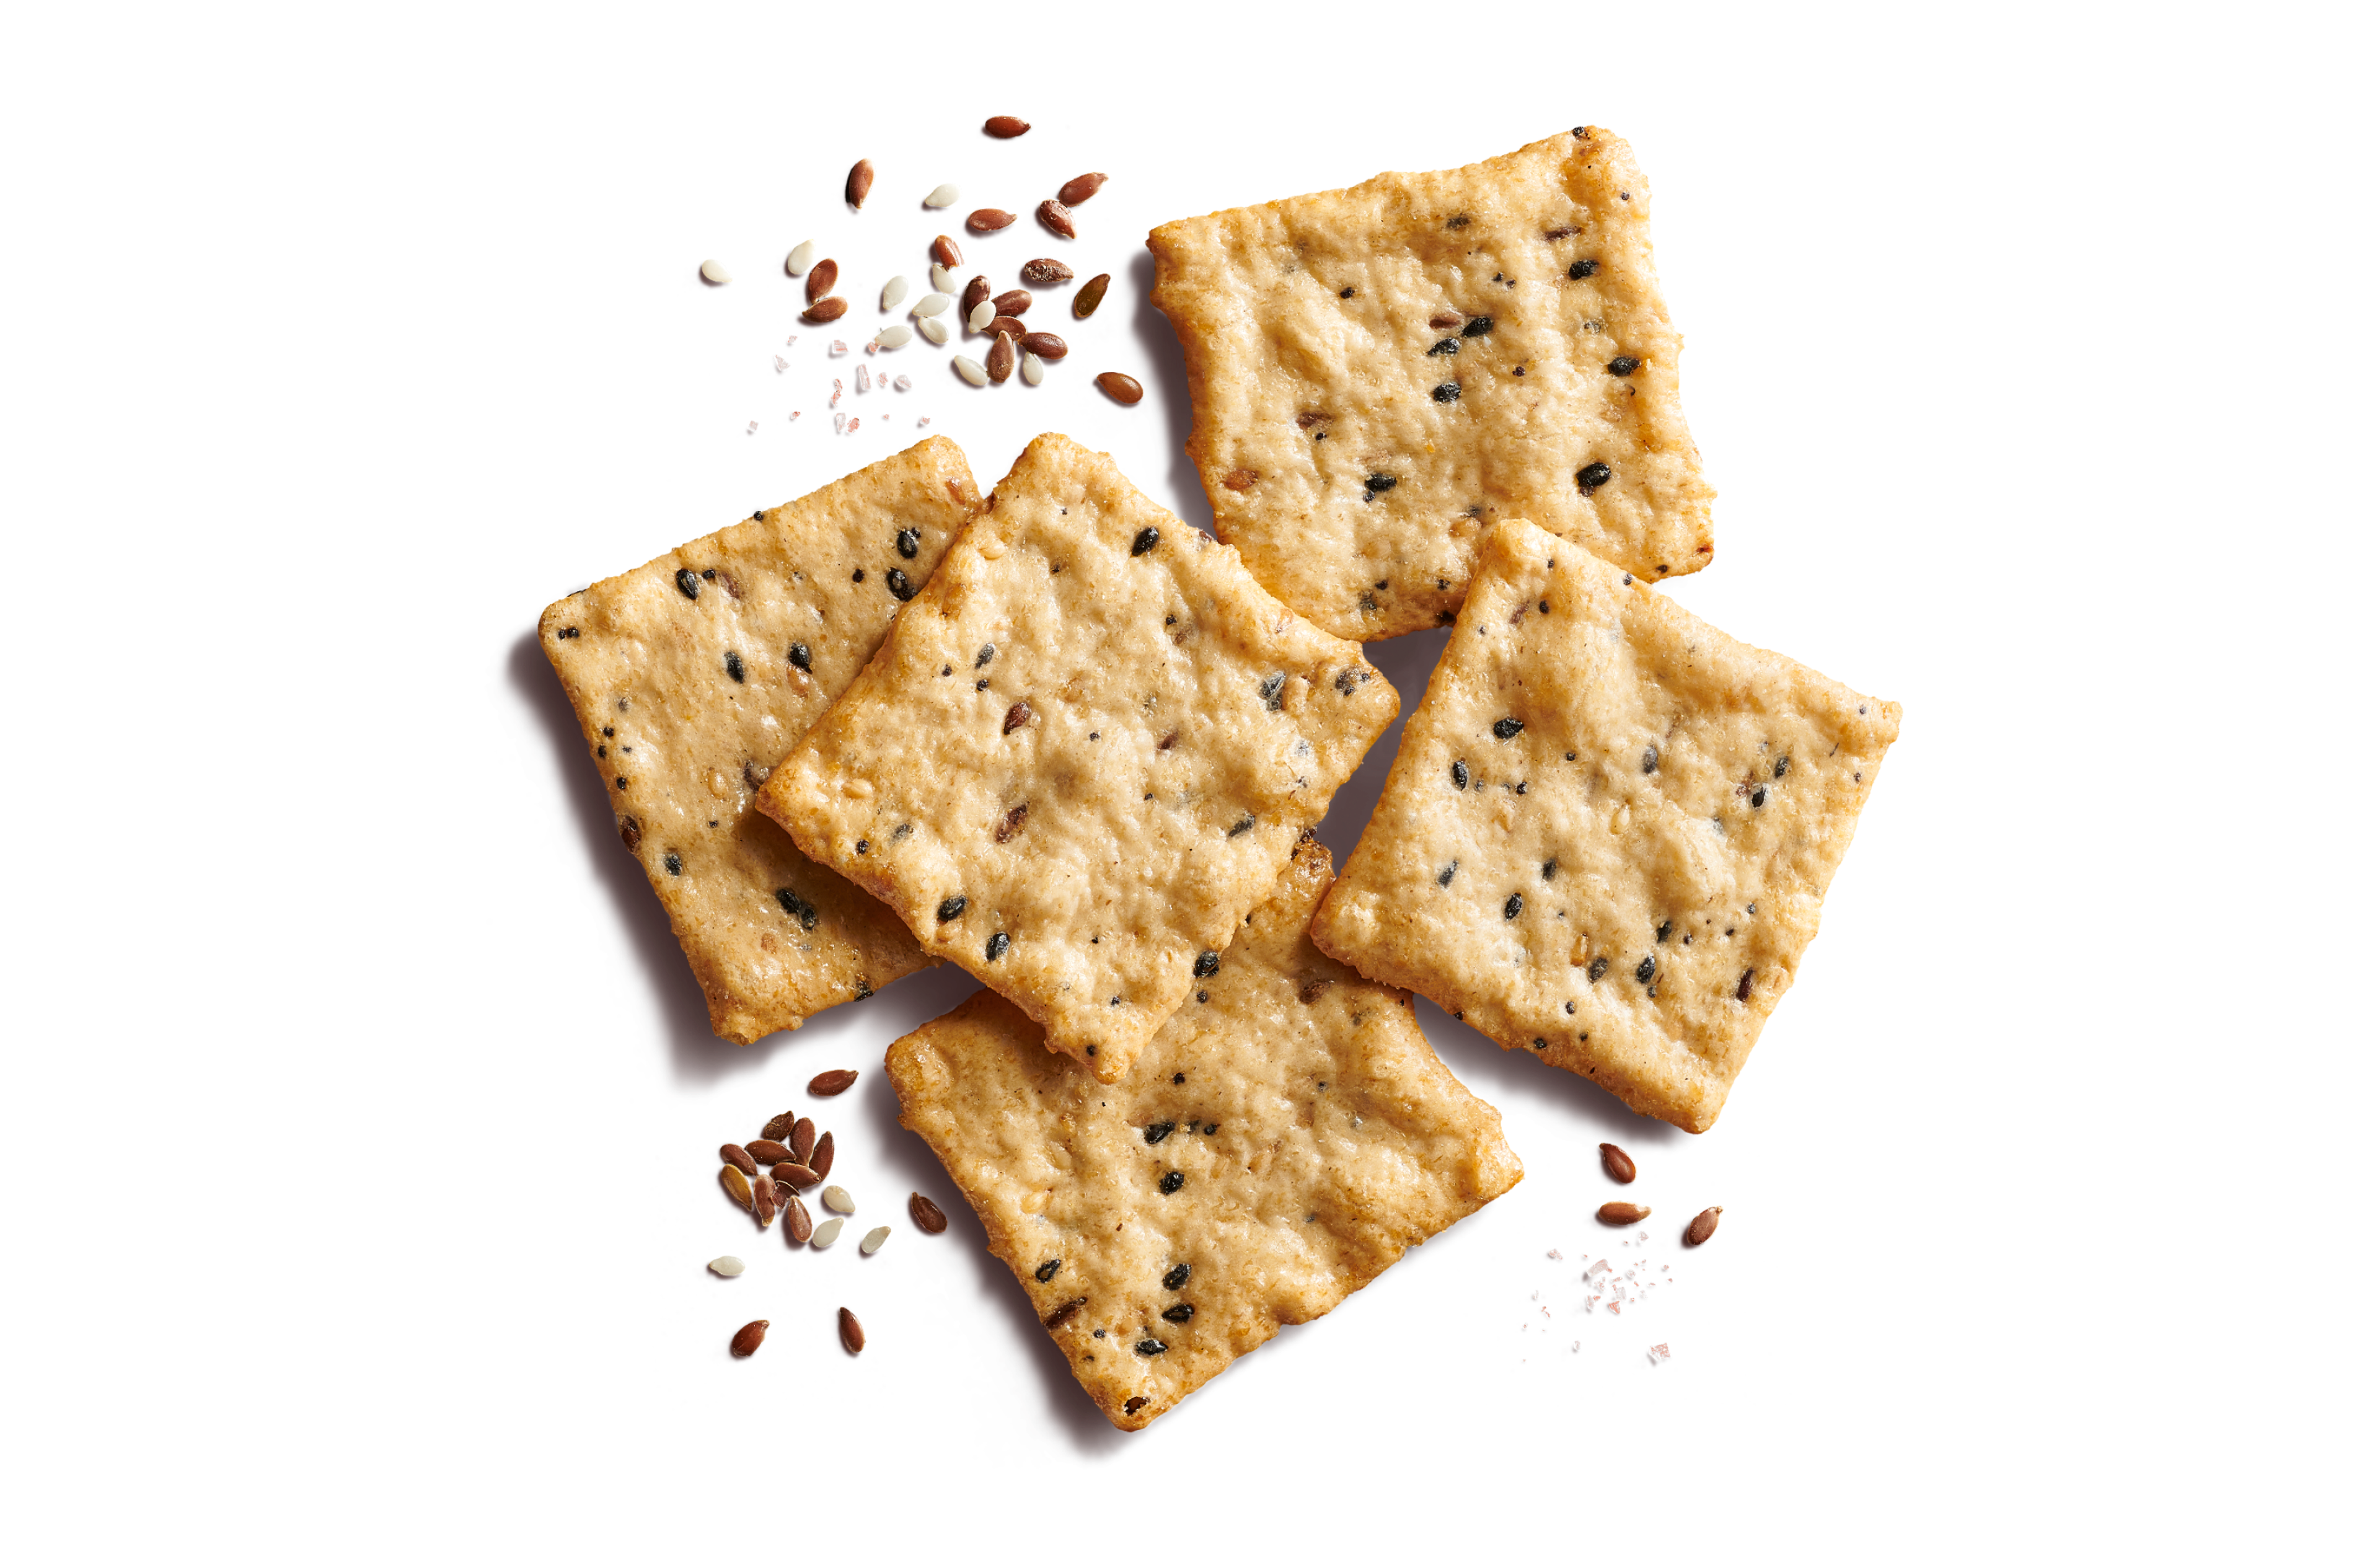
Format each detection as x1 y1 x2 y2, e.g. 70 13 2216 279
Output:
886 837 1521 1430
1149 126 1712 642
539 438 982 1044
1310 519 1898 1132
758 433 1399 1082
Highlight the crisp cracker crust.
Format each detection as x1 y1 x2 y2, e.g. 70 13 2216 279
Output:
759 433 1399 1082
538 438 983 1044
886 837 1522 1430
1149 126 1713 642
1310 520 1898 1131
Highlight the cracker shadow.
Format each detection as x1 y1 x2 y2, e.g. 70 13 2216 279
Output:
1125 248 1213 538
1311 627 1445 864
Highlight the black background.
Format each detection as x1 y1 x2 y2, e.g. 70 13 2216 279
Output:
474 94 1999 1475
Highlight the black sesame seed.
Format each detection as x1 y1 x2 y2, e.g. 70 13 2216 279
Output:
1161 1304 1194 1323
897 526 920 558
1339 286 1354 298
674 568 700 599
941 665 951 676
615 776 627 788
723 650 745 684
1607 355 1641 376
1635 955 1655 984
1227 814 1255 838
1504 893 1523 920
976 678 989 691
1163 1262 1191 1291
854 979 873 1000
1641 746 1659 775
1461 315 1494 337
886 568 915 601
1365 473 1397 493
702 569 714 580
1775 756 1791 778
1737 968 1755 1002
1751 785 1768 808
1494 717 1523 740
663 852 682 876
1158 1172 1184 1194
1203 1123 1215 1135
1193 950 1220 978
1144 1121 1176 1145
1036 1259 1061 1283
1196 990 1208 1003
1433 382 1461 403
1447 214 1470 227
1259 670 1287 710
1538 600 1549 613
1589 956 1608 982
1565 1000 1576 1013
1452 759 1470 790
1657 920 1673 943
1136 1339 1168 1356
557 626 578 639
1334 667 1372 695
854 839 868 854
986 931 1010 961
1568 258 1599 280
1541 858 1556 881
776 889 817 931
1577 462 1613 490
788 641 812 672
1130 526 1161 557
1437 862 1458 887
1533 1038 1546 1049
1427 338 1458 356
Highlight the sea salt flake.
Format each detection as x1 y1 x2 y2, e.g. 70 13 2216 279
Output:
773 355 789 374
876 373 887 388
893 374 912 391
834 413 845 431
1587 1260 1610 1275
917 417 930 426
744 421 757 435
788 410 801 421
1546 1249 1563 1260
854 368 870 394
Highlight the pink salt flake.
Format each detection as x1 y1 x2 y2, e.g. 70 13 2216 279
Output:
1546 1249 1564 1260
833 412 846 431
1648 1343 1670 1365
917 417 930 426
1587 1260 1610 1275
829 340 848 356
876 372 888 387
787 410 800 421
1606 1302 1622 1315
744 421 757 435
893 374 912 391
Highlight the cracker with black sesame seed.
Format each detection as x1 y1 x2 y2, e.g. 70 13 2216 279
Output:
757 433 1399 1082
886 836 1521 1431
538 438 984 1044
1148 126 1713 642
1309 519 1898 1132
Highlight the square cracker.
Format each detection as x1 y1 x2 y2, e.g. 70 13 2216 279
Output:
757 433 1399 1082
539 438 984 1044
1148 126 1714 643
1310 519 1899 1132
886 836 1522 1431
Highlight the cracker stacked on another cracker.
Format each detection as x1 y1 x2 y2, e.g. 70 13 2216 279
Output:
888 836 1522 1430
1311 519 1899 1132
1150 126 1712 642
539 438 983 1044
759 433 1401 1083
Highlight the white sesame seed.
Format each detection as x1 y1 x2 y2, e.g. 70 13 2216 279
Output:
860 1225 891 1255
910 293 952 317
916 316 951 346
923 183 960 208
875 325 912 349
1020 353 1046 386
954 355 989 386
708 1256 745 1277
822 1185 855 1214
699 259 730 286
967 300 995 332
783 241 815 276
809 1217 844 1248
881 275 909 311
930 264 959 294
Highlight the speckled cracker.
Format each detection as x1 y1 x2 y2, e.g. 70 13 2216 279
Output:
1148 126 1712 642
887 836 1521 1430
1310 519 1898 1132
757 433 1399 1082
539 438 984 1044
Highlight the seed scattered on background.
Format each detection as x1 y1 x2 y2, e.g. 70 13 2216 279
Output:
752 1176 778 1229
983 115 1030 138
1036 200 1077 239
822 1185 855 1214
988 316 1025 340
791 1116 816 1163
967 299 995 332
930 264 959 294
876 325 912 349
1597 1201 1651 1226
909 1193 948 1233
1057 172 1108 206
805 258 838 304
708 1256 745 1278
748 1139 793 1165
1095 372 1144 405
772 1160 818 1189
918 317 951 345
955 355 989 386
810 1132 836 1181
1685 1206 1724 1246
860 1225 891 1255
730 1319 769 1358
699 258 729 285
762 1111 795 1142
1073 273 1109 319
912 293 951 317
783 241 816 276
801 298 847 324
1020 353 1045 386
784 1194 813 1243
845 159 875 208
961 273 990 312
1021 332 1066 360
838 1307 866 1356
809 1069 858 1097
1021 258 1073 284
992 288 1031 317
966 208 1016 234
881 275 909 310
986 332 1015 383
930 234 964 268
720 1143 759 1176
923 183 960 208
811 1217 845 1248
1598 1144 1636 1184
720 1165 755 1213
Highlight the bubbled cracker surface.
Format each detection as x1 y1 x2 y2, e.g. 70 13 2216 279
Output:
1310 520 1899 1132
537 438 982 1044
1148 126 1713 642
886 838 1522 1431
759 433 1399 1082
